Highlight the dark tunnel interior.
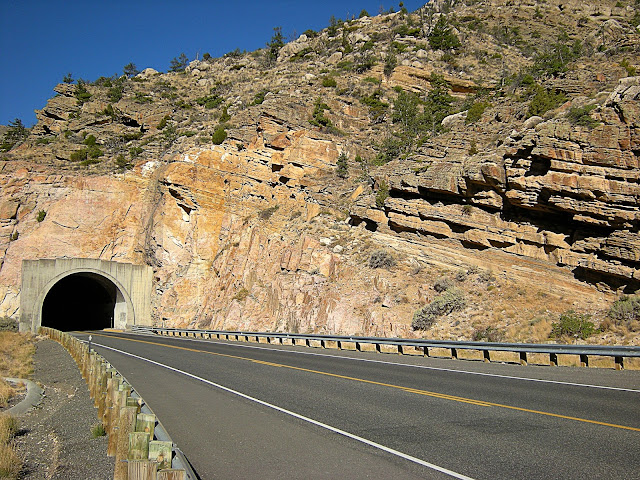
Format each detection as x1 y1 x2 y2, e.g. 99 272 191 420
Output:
42 273 117 331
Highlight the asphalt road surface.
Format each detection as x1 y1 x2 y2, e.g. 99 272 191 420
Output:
74 331 640 480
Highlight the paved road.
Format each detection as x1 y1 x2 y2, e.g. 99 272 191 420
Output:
75 331 640 480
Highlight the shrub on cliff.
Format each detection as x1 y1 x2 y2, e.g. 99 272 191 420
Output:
368 249 395 269
375 180 389 208
412 288 466 330
169 53 189 72
550 310 596 340
0 119 28 152
74 81 92 104
608 295 640 329
211 127 227 145
322 76 337 88
567 104 599 128
336 152 348 178
428 16 460 51
526 85 567 118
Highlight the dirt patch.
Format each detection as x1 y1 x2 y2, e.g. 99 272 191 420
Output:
13 338 114 479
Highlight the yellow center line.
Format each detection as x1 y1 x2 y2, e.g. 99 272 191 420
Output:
84 332 640 432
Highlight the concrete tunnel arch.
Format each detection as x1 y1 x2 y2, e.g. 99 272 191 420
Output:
20 258 152 333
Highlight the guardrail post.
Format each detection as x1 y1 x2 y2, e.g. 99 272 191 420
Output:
355 342 361 352
149 440 173 470
397 345 403 355
483 350 490 363
422 346 429 357
580 354 589 368
114 406 139 480
519 352 528 366
615 356 624 370
128 459 156 480
337 341 342 350
157 470 186 480
129 432 151 460
451 348 458 360
549 352 558 366
376 344 382 353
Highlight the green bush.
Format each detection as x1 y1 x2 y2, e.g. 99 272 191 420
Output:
219 106 231 123
368 249 395 269
433 277 453 292
567 104 599 128
123 62 139 78
322 76 337 88
196 94 224 109
375 180 389 207
465 101 490 124
129 146 143 159
169 53 189 72
83 134 97 146
157 115 170 130
336 152 348 178
412 288 466 330
309 99 332 128
266 26 285 62
374 136 403 165
532 35 582 78
526 85 567 118
251 89 269 105
108 85 124 102
0 118 28 152
121 131 144 142
211 127 227 145
608 295 640 327
70 149 88 162
115 154 131 169
472 326 504 342
384 50 398 77
428 16 461 51
91 422 106 437
361 91 389 122
36 210 46 222
550 310 596 340
74 81 92 104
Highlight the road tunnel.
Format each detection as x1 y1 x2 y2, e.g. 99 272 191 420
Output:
41 272 124 331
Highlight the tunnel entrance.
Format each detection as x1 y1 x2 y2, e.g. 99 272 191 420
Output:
41 272 124 331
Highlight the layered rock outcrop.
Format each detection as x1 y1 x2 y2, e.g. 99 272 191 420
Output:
1 0 638 344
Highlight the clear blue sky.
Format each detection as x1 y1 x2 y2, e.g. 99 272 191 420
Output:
0 0 425 127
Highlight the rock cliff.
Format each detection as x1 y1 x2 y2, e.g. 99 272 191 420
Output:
1 0 638 344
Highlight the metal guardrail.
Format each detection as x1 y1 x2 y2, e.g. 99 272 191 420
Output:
130 326 640 370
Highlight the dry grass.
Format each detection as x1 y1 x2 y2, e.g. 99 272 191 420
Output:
0 414 20 480
0 380 16 409
0 332 35 379
0 332 35 408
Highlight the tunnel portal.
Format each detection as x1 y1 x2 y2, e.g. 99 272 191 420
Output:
20 258 152 333
41 272 120 331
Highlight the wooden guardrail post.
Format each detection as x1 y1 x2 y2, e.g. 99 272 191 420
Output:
129 432 151 460
114 406 139 480
483 350 491 362
157 470 185 480
128 459 157 480
136 413 156 437
149 441 172 470
615 356 624 370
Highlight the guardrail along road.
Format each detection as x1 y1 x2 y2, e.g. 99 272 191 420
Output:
74 331 640 480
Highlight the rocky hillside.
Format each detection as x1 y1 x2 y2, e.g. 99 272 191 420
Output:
1 0 639 345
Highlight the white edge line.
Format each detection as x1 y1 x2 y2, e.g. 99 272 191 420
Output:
94 342 477 480
123 332 640 394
